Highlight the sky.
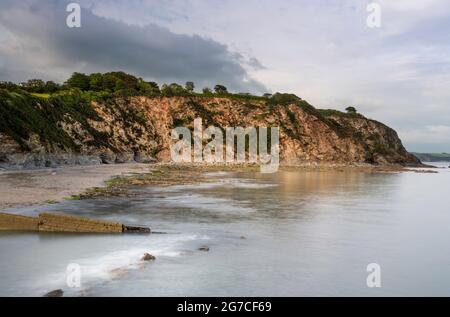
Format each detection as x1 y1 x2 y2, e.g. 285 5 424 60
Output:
0 0 449 152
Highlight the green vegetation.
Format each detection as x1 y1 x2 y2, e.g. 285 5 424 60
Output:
0 88 110 151
317 109 363 118
19 79 60 93
185 81 195 93
214 85 228 95
202 87 212 94
345 106 357 114
64 195 82 201
1 71 272 101
30 93 51 99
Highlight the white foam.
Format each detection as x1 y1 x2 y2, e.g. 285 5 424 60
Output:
32 233 203 295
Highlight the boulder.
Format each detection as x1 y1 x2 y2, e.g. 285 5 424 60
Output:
141 253 156 261
100 150 116 164
134 152 157 163
44 289 64 297
123 225 151 233
115 152 135 164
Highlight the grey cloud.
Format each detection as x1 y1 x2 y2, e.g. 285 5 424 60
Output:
0 0 266 93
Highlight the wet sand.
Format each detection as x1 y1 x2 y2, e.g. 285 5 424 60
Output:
0 163 151 211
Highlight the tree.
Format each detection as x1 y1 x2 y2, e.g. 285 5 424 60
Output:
115 78 125 91
147 82 160 95
214 84 228 94
101 73 118 91
202 87 212 94
21 79 46 93
89 73 103 91
0 81 19 91
161 83 186 96
345 106 357 114
138 81 161 95
108 71 139 90
66 72 90 90
44 81 60 93
185 81 195 93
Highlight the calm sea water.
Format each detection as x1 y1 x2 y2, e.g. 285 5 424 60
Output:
1 163 449 296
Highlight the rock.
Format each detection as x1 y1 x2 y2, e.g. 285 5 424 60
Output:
100 150 116 164
123 225 151 234
115 152 135 164
198 246 210 252
141 253 156 261
44 289 64 297
134 152 157 163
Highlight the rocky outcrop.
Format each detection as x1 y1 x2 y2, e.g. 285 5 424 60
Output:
198 246 210 252
0 93 421 168
43 289 64 297
141 253 156 261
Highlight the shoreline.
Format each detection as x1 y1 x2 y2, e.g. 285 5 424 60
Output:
0 163 151 212
0 162 436 212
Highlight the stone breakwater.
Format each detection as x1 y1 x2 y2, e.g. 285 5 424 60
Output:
0 212 150 233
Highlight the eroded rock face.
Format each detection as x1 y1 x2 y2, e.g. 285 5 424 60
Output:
0 96 421 169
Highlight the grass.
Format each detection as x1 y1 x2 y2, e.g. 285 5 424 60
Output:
31 93 51 99
64 195 81 201
317 109 363 118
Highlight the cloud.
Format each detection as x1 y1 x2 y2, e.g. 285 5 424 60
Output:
1 0 450 152
399 125 450 152
0 0 266 93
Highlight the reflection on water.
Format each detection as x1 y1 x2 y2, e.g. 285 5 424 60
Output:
1 163 450 296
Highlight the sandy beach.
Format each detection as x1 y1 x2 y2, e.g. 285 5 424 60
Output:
0 163 151 211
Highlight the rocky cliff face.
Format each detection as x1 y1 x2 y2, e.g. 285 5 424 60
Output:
0 93 421 169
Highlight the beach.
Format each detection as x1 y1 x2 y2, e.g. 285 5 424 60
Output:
0 163 151 211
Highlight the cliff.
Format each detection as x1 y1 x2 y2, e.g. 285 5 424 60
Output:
0 90 421 169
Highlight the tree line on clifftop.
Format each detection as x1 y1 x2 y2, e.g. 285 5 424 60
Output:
0 71 272 100
1 71 360 116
